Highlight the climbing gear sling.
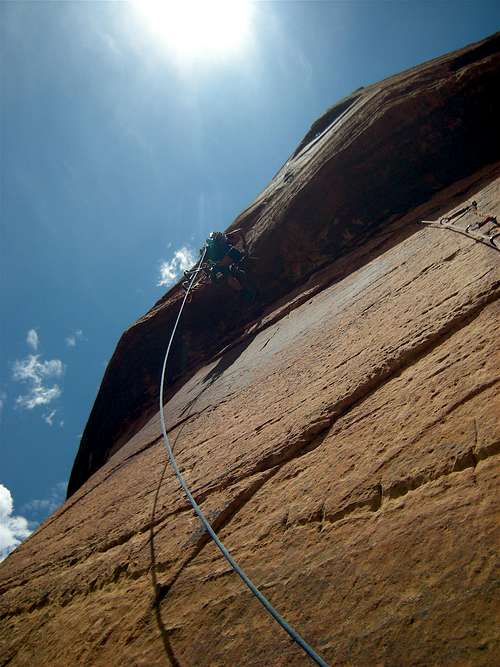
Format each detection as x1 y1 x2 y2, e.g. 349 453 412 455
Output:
420 201 500 251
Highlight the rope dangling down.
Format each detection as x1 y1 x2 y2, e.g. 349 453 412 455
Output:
158 247 330 667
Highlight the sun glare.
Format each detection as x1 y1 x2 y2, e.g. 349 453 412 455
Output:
132 0 254 61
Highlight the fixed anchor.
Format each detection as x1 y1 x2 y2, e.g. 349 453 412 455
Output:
420 213 500 252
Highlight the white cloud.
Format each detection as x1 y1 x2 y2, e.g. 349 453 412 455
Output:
0 484 32 562
26 329 39 351
65 329 84 348
12 354 64 410
43 410 57 426
157 246 196 287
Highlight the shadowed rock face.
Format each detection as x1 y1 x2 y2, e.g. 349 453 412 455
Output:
67 32 500 498
1 33 499 667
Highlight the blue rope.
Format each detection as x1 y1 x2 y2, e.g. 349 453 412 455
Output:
158 248 329 667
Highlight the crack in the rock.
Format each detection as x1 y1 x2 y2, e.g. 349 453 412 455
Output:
2 271 498 626
0 480 193 599
259 327 280 352
145 283 500 642
164 468 278 583
56 215 490 540
27 433 165 545
406 377 500 447
191 282 499 506
20 401 229 549
289 447 500 533
375 243 477 309
124 282 500 569
0 470 278 622
28 394 240 547
472 417 479 466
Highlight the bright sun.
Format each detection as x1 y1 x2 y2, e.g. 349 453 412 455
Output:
132 0 254 61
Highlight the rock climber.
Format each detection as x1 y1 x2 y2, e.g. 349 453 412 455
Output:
203 230 247 292
182 228 256 301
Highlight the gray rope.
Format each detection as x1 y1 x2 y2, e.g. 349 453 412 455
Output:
158 248 329 667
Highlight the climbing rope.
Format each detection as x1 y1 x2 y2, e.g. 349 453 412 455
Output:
158 246 329 667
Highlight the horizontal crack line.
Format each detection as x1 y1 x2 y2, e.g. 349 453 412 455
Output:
289 445 500 533
192 281 500 501
0 469 279 621
2 278 498 619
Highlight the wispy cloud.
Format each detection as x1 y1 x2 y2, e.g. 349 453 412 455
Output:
65 329 84 348
43 409 57 426
21 481 67 525
13 354 64 410
26 329 39 351
0 484 31 562
157 246 196 287
0 391 6 422
12 330 65 412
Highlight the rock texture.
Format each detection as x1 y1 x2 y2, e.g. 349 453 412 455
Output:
1 33 499 667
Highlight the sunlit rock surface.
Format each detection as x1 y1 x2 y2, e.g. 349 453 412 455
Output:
1 32 499 667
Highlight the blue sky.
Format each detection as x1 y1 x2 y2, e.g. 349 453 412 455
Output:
1 1 499 560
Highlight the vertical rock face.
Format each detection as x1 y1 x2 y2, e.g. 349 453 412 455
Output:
1 34 499 667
